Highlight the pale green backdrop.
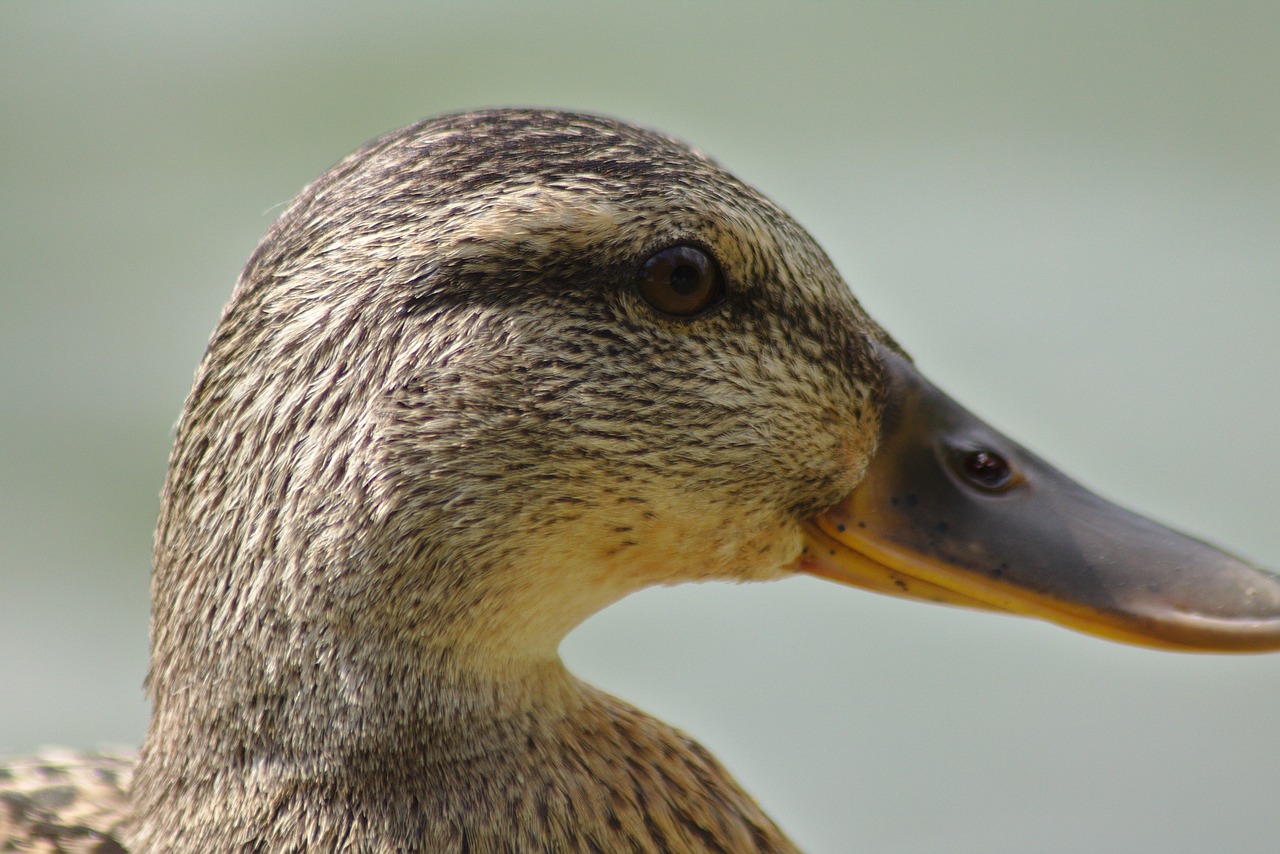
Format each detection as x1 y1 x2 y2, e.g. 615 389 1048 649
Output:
2 3 1278 853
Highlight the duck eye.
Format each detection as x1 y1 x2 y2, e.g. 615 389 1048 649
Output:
637 245 724 317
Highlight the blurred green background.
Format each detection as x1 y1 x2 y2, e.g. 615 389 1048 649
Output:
2 3 1278 852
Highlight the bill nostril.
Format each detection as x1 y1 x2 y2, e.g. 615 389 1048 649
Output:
952 448 1020 493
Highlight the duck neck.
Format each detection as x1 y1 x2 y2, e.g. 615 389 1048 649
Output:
143 581 588 771
130 590 590 849
305 629 587 765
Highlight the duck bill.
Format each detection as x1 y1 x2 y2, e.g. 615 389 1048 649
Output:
798 347 1280 652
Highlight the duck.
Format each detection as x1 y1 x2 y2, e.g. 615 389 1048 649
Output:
3 108 1279 853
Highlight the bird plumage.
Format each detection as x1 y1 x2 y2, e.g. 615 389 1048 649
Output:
6 108 1278 852
132 109 881 852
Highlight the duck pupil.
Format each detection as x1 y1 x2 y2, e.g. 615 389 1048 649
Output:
962 450 1012 489
669 263 701 295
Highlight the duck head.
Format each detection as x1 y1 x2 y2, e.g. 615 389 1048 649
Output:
151 110 1280 724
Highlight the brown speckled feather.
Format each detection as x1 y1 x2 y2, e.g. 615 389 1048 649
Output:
0 752 132 853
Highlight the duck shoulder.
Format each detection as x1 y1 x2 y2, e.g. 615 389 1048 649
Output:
459 687 802 853
0 750 133 853
125 684 799 852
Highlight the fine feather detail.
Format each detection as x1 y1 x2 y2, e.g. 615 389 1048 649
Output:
0 750 133 853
